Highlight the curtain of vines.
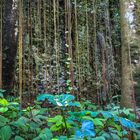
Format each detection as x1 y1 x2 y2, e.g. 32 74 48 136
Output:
15 0 120 106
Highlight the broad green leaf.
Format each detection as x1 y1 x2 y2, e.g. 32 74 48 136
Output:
48 115 63 123
15 136 25 140
93 136 106 140
0 93 3 98
92 118 105 127
0 125 12 140
68 102 81 107
101 112 113 118
119 118 135 129
57 136 68 140
41 128 53 139
0 89 5 93
56 120 63 126
9 102 19 106
76 120 96 139
50 124 62 131
33 134 47 140
0 115 9 127
0 107 8 113
34 128 52 140
90 111 99 117
12 117 29 127
62 122 72 128
82 116 94 122
101 133 111 140
37 94 53 101
110 133 120 140
32 109 40 116
37 93 80 108
33 115 47 123
0 99 8 106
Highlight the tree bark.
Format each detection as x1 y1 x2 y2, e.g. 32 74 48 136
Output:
2 0 17 93
0 0 3 89
120 0 134 108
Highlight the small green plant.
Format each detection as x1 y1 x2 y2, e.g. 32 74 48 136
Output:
48 115 72 132
70 110 140 139
0 89 5 98
37 93 81 108
37 93 81 137
81 98 98 111
0 93 51 140
0 92 139 140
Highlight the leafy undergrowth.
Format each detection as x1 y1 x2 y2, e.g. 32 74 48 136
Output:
0 90 140 140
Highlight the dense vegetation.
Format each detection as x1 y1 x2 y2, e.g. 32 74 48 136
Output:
0 91 140 140
0 0 140 140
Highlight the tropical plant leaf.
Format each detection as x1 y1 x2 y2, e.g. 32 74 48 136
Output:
37 94 53 101
48 115 63 123
50 124 62 131
92 118 105 127
15 136 25 140
0 107 8 113
110 133 120 140
0 93 3 98
101 112 113 119
0 89 5 93
93 136 106 140
37 93 80 107
0 98 9 106
0 125 12 140
119 118 135 129
0 115 9 127
76 121 96 139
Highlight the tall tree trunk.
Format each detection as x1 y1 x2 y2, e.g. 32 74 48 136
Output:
2 0 17 93
0 0 3 88
135 0 140 107
120 0 134 108
136 0 140 64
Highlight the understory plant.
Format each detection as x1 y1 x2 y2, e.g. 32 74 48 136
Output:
37 93 140 140
37 93 81 137
0 91 140 140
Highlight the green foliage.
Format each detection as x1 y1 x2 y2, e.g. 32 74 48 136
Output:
0 94 51 139
0 93 139 140
0 89 5 98
37 93 81 107
33 128 53 140
0 125 12 140
15 136 25 140
81 98 98 110
48 115 72 131
76 120 96 139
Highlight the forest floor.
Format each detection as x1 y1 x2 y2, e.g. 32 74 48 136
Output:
0 90 140 140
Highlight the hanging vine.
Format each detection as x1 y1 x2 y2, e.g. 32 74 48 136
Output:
0 0 137 110
65 0 74 94
74 0 81 99
53 0 60 94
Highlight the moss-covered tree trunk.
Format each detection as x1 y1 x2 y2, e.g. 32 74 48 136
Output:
2 0 17 92
120 0 134 108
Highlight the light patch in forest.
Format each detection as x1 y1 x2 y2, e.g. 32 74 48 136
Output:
125 0 136 35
